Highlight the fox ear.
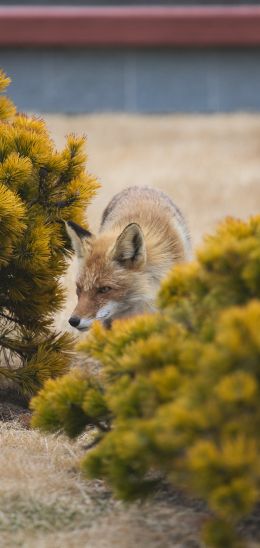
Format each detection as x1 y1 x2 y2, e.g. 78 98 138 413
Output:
112 223 146 267
65 220 93 259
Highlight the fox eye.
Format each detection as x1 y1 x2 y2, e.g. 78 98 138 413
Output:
76 283 82 297
97 286 111 294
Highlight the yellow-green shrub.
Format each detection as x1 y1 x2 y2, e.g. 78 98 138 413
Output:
31 215 260 546
0 70 99 398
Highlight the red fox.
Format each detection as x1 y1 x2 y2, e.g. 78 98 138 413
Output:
66 186 191 331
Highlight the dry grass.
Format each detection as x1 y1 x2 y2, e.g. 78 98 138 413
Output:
2 114 260 546
46 113 260 245
0 421 206 547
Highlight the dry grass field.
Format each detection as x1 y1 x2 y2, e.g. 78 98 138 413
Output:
2 114 260 547
46 113 260 244
0 422 208 548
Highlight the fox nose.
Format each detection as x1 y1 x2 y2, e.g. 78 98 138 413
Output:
68 315 81 328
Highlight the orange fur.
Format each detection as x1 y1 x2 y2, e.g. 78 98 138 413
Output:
66 186 191 330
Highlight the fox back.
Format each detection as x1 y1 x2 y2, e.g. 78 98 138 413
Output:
66 186 191 331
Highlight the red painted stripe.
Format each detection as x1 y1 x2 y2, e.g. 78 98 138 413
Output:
0 6 260 47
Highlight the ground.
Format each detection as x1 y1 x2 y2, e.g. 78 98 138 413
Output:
2 114 260 547
0 422 208 548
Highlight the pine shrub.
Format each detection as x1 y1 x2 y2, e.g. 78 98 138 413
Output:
0 70 99 399
31 211 260 544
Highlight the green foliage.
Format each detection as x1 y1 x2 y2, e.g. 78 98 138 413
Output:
0 70 99 397
30 368 110 437
202 517 244 548
31 209 260 543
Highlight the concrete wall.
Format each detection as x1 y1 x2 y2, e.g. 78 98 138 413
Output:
2 47 260 114
1 2 260 113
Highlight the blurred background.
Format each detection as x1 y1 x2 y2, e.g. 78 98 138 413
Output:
1 0 260 249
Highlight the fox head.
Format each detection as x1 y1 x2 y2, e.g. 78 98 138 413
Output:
65 220 153 331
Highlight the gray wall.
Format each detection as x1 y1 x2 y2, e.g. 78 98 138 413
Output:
2 47 260 114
